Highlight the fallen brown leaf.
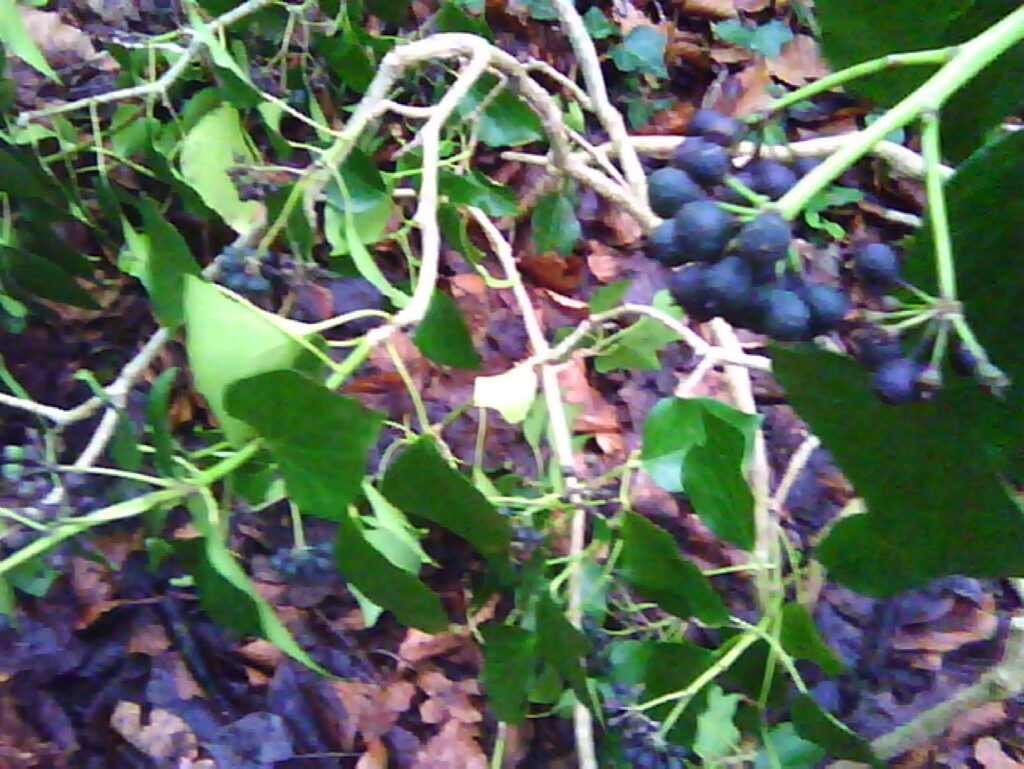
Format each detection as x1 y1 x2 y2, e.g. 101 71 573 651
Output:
769 34 830 85
975 736 1023 769
110 702 198 763
413 721 488 769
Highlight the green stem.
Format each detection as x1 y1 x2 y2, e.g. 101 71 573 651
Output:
776 5 1024 220
324 335 375 390
919 111 957 299
765 48 954 116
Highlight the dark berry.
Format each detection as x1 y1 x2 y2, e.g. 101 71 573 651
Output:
853 327 903 369
671 137 731 188
733 211 792 267
686 109 744 146
668 265 715 321
703 256 753 318
671 200 734 263
732 284 773 332
873 357 921 404
746 159 798 199
646 219 682 266
799 281 849 335
853 242 901 288
792 156 822 177
763 289 811 341
647 167 705 218
243 274 271 294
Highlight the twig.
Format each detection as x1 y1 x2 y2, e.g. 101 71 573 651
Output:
467 207 597 769
508 133 953 184
17 0 279 126
709 319 776 611
541 304 771 372
872 616 1024 761
549 0 648 204
771 435 821 513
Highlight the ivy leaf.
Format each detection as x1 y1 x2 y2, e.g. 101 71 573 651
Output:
772 345 1024 596
334 511 448 632
780 603 844 676
620 511 729 625
791 694 883 768
134 198 201 329
536 593 590 705
610 26 667 78
381 437 511 563
439 168 517 218
481 623 537 722
0 0 59 80
583 6 616 40
183 277 316 445
0 246 99 311
715 19 793 58
683 412 755 551
178 104 260 233
225 369 383 520
532 190 581 256
175 533 330 675
413 290 481 370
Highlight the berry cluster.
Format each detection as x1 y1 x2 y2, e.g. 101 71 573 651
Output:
647 110 848 344
269 542 339 584
604 683 690 769
214 245 272 298
646 109 1008 405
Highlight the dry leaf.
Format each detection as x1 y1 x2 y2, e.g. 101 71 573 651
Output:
356 739 390 769
975 736 1023 769
418 669 482 724
110 702 198 763
413 721 488 769
332 680 416 742
399 630 466 665
769 35 830 85
677 0 738 19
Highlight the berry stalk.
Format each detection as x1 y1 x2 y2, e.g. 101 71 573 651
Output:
774 4 1024 221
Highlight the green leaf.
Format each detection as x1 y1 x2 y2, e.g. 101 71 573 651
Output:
175 533 330 675
434 0 492 40
362 482 434 573
582 6 616 40
536 593 589 705
0 246 99 310
791 694 882 768
453 79 543 147
135 198 202 328
641 640 717 744
620 511 729 625
225 370 383 519
439 168 518 218
532 191 581 256
588 280 630 315
0 0 59 80
323 148 389 215
610 26 668 78
183 277 315 445
381 437 511 561
772 346 1024 596
754 723 826 769
716 19 793 58
903 130 1024 478
695 686 742 762
178 104 260 233
595 290 681 372
480 623 537 722
334 511 448 632
641 397 757 494
413 290 481 369
683 411 755 551
780 602 844 676
814 0 1023 161
145 368 177 479
473 363 538 424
